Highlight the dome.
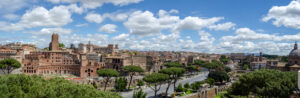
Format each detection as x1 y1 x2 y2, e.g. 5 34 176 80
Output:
289 49 300 57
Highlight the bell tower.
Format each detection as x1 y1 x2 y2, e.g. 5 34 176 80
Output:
294 41 298 50
49 33 59 51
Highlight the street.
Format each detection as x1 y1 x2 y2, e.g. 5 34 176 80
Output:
120 71 209 98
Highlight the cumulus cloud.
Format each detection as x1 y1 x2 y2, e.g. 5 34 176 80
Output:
0 0 32 13
98 24 117 33
173 16 224 31
208 22 235 31
85 13 103 23
112 33 130 41
47 0 143 9
25 28 72 35
263 0 300 29
0 6 72 31
124 11 163 36
3 14 19 20
221 28 275 42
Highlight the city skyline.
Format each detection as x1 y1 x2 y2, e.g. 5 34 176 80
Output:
0 0 300 55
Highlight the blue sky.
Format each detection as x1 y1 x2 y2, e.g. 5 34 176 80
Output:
0 0 300 55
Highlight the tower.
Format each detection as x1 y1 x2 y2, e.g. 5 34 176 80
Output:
294 41 298 50
49 33 59 51
259 52 262 61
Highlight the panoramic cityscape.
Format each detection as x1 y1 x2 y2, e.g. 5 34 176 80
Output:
1 0 300 98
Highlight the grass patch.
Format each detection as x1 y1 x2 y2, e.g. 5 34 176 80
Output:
214 91 227 98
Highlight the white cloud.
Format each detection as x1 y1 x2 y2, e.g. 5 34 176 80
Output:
3 14 19 20
221 28 275 42
208 22 235 31
85 13 103 23
103 13 129 21
124 11 163 36
47 0 143 9
98 24 117 33
67 4 85 14
173 16 224 31
112 33 130 41
263 0 300 29
75 23 88 27
25 28 72 35
0 6 73 31
0 0 32 13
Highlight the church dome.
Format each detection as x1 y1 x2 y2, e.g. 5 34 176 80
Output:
289 49 300 57
289 41 300 57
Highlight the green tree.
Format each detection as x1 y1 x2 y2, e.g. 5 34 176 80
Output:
186 65 197 75
133 89 147 98
158 67 185 97
243 64 248 70
97 69 119 91
228 69 297 98
220 55 230 64
0 58 21 74
224 66 232 72
114 77 127 91
175 83 185 92
208 70 229 84
164 62 182 68
205 78 215 87
123 65 144 90
194 60 206 65
280 56 288 62
137 80 144 89
191 81 205 91
143 73 169 98
184 83 190 89
0 74 121 98
59 43 65 48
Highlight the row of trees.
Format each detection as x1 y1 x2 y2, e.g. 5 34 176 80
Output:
142 62 187 98
97 65 144 91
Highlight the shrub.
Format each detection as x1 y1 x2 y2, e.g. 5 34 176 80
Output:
133 89 147 98
114 77 127 91
184 83 190 89
175 83 185 92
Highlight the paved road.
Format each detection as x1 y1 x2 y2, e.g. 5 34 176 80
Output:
120 71 209 98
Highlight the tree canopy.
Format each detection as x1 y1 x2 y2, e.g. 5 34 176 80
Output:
97 69 119 91
123 65 144 90
0 74 121 98
227 69 297 98
220 55 230 64
143 73 169 98
208 70 229 83
164 62 182 68
0 58 21 74
97 69 119 77
59 43 65 48
202 60 224 70
123 65 144 73
158 67 185 77
143 73 169 83
158 67 185 97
